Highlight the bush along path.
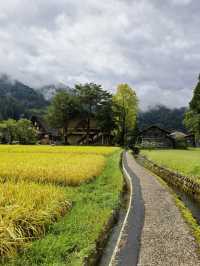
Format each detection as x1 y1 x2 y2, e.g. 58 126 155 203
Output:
111 152 200 266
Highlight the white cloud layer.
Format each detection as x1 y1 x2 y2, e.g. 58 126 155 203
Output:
0 0 199 109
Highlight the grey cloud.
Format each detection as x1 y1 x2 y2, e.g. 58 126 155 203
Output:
0 0 199 109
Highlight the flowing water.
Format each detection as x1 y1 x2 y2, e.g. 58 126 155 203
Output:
173 186 200 224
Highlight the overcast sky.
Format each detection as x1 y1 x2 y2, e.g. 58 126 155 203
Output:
0 0 199 109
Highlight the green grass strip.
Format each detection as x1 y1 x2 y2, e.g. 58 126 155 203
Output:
4 151 123 266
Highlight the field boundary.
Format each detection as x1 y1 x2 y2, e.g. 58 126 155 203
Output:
84 151 127 266
107 152 144 266
108 152 133 266
136 154 200 202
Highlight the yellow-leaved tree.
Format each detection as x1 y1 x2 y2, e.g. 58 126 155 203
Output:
113 84 138 146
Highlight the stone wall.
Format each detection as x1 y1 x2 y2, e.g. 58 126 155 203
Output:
136 155 200 202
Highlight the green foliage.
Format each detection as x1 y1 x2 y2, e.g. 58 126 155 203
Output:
16 119 37 144
190 81 200 113
95 99 115 133
46 91 79 144
4 151 123 266
184 110 200 138
0 119 36 144
184 78 200 139
46 83 116 144
75 83 109 116
113 84 138 146
75 83 115 140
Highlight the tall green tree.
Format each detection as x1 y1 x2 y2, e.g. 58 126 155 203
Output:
190 77 200 113
113 84 138 146
75 83 114 144
4 119 18 144
46 91 79 144
184 110 200 136
16 119 37 144
184 76 200 140
0 119 36 144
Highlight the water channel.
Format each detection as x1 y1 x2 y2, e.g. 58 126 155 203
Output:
173 186 200 224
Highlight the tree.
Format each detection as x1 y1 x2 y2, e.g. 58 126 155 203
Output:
184 110 200 140
184 76 200 139
0 122 9 143
0 119 36 144
113 84 138 146
46 91 79 144
96 98 116 135
16 119 37 144
190 78 200 113
5 119 18 143
75 83 114 144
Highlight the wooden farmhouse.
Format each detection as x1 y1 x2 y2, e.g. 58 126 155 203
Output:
137 125 175 148
137 125 198 148
31 116 60 144
170 131 196 147
31 116 113 145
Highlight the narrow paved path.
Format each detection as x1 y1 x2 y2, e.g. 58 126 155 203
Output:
112 152 200 266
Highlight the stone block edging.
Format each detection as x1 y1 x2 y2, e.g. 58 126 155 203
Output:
136 155 200 202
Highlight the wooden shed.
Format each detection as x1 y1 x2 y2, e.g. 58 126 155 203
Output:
137 125 175 148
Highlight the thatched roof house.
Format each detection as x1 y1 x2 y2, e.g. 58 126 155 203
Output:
31 116 113 145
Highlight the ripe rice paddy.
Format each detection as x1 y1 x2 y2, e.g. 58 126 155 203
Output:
0 153 106 186
0 145 118 155
0 145 122 264
0 182 70 258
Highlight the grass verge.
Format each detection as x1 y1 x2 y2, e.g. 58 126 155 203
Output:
4 150 123 266
141 149 200 181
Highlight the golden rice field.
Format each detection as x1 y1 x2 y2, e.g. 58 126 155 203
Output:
0 145 119 260
0 153 106 186
0 181 70 258
0 145 118 155
0 145 119 186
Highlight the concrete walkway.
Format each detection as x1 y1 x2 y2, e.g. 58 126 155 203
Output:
125 152 200 266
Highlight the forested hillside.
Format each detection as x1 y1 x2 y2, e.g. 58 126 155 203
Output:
138 105 187 132
0 74 188 134
0 75 48 120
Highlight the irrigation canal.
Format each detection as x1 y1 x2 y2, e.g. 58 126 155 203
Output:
173 187 200 225
99 151 200 266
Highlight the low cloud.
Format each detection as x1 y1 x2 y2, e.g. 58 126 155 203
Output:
0 0 199 109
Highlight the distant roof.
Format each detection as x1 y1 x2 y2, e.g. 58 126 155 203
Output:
31 116 59 137
185 133 195 138
169 131 187 139
139 125 171 135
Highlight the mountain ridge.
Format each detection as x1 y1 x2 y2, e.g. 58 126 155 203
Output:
0 74 48 120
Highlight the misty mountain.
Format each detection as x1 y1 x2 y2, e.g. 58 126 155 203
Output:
0 74 48 120
39 83 72 100
138 105 187 132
